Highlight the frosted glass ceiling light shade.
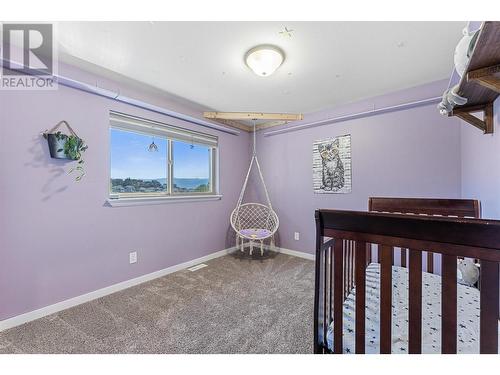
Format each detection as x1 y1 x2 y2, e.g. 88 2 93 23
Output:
245 45 285 77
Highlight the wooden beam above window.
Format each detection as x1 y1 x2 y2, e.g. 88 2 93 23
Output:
210 118 252 132
203 111 303 121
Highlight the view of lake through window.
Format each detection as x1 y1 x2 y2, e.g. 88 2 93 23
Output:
172 140 211 193
110 127 214 196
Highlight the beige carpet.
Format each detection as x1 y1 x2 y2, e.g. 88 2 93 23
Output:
0 253 314 354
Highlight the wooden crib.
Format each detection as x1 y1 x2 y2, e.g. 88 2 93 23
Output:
314 198 500 354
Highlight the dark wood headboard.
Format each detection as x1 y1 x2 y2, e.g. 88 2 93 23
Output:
367 198 481 271
368 197 481 218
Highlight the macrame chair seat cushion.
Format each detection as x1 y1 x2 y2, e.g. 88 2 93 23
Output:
231 203 279 241
239 228 272 239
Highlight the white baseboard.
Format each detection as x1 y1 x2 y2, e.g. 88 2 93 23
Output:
0 247 236 332
0 245 313 332
273 247 315 260
238 242 315 261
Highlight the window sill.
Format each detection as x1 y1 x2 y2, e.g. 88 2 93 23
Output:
106 194 223 207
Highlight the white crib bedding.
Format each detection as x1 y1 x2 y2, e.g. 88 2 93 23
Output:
326 263 500 354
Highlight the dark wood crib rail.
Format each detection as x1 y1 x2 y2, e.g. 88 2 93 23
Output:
368 197 481 217
331 198 482 321
369 197 481 272
314 209 500 354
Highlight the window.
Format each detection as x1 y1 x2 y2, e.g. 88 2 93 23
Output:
110 129 168 195
172 140 212 193
109 112 218 200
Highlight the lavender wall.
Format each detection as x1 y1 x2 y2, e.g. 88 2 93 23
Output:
0 65 250 320
460 98 500 309
0 68 470 322
252 80 462 254
460 98 500 219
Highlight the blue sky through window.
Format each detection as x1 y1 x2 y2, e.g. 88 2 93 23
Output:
110 129 167 180
172 140 210 179
110 129 210 181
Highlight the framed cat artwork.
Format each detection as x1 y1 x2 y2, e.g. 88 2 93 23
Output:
312 134 352 194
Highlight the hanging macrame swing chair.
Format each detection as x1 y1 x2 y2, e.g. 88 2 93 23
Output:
230 121 279 256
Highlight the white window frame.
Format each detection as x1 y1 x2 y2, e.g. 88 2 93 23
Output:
108 111 221 206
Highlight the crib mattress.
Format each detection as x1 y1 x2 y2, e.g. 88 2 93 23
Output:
326 263 500 354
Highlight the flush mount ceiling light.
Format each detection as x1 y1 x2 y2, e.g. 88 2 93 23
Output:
245 45 285 77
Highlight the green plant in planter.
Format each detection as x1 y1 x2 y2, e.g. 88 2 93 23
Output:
66 139 88 182
53 131 88 182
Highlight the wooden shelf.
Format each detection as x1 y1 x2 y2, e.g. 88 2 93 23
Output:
468 64 500 94
451 102 494 133
450 21 500 134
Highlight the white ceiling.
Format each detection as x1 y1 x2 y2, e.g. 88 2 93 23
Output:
56 21 465 114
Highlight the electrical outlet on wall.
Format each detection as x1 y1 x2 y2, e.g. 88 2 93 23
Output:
129 251 137 264
294 232 300 241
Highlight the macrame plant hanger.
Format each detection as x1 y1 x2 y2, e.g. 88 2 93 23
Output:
43 120 79 139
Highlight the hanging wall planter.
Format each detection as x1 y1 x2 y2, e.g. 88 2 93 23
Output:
43 121 88 181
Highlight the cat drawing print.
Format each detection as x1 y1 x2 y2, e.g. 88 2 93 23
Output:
318 138 344 191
